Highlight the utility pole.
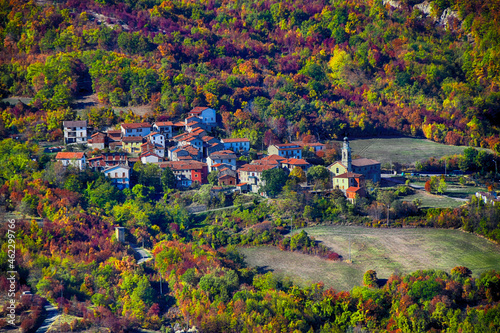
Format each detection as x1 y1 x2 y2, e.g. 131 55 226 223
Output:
493 159 498 180
348 233 352 263
59 285 63 333
160 272 162 295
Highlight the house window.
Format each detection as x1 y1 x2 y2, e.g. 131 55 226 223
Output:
336 168 339 173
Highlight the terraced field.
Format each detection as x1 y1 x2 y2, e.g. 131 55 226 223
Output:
240 226 500 291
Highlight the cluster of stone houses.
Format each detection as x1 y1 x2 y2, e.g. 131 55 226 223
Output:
58 108 380 200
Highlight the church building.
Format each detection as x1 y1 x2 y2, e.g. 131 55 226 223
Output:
328 137 381 183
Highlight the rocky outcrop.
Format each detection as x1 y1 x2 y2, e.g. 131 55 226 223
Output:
382 0 401 9
414 1 432 15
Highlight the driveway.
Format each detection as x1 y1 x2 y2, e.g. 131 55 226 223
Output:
35 302 59 333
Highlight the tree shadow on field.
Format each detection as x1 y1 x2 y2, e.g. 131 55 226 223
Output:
377 278 388 288
256 265 273 274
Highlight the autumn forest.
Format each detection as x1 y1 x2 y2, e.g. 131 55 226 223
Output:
1 0 500 331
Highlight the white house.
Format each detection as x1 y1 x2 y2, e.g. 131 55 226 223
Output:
140 151 162 164
121 123 151 137
238 163 278 193
153 121 174 139
63 120 88 144
221 138 250 152
145 132 165 147
207 150 237 172
55 152 86 170
178 135 203 151
188 107 217 125
103 165 130 189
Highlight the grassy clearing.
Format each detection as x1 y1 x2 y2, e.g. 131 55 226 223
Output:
403 191 465 208
339 137 489 165
47 314 83 333
240 226 500 291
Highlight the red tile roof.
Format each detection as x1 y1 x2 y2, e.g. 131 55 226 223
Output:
209 150 236 159
352 158 380 167
219 174 235 180
140 151 160 158
346 186 364 193
56 152 85 159
222 138 250 143
155 121 174 126
251 159 280 166
122 136 143 143
282 158 309 165
238 164 277 172
189 106 210 114
157 161 207 171
121 122 151 129
333 172 364 179
261 155 286 161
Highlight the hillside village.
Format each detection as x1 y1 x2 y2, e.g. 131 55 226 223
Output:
56 106 380 200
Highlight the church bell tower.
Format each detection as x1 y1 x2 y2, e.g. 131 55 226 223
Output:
342 137 352 172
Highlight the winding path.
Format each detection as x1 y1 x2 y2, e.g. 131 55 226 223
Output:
35 302 59 333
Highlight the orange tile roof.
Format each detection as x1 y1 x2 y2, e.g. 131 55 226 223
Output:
282 158 309 165
333 172 364 179
155 121 174 126
251 159 280 166
56 152 85 159
121 122 151 129
157 161 207 170
189 106 210 114
238 164 276 172
262 155 286 161
122 136 143 143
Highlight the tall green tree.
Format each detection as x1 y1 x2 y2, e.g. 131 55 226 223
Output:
307 165 330 189
261 168 288 197
377 190 396 226
161 166 176 191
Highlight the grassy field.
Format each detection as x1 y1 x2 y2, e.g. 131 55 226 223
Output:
400 181 487 208
339 137 489 165
403 191 466 208
239 226 500 291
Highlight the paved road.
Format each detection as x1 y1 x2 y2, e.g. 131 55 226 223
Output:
35 302 59 333
131 245 152 264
